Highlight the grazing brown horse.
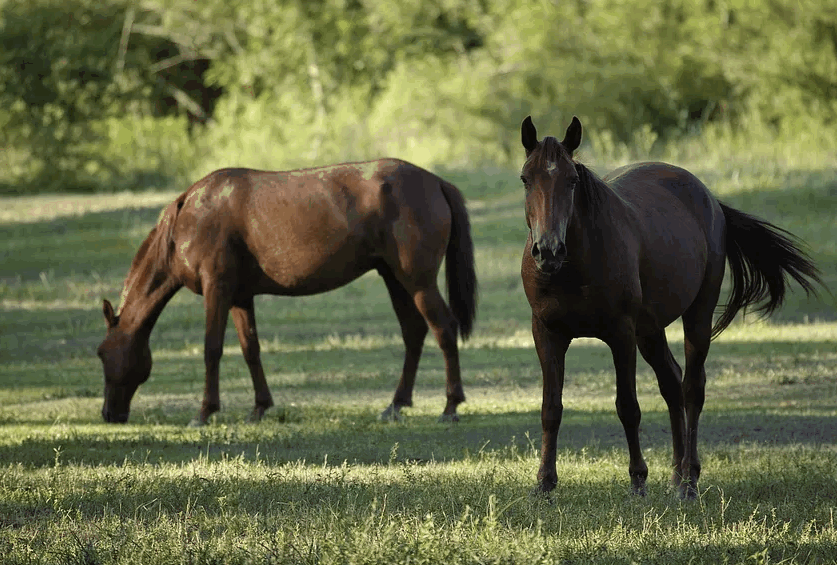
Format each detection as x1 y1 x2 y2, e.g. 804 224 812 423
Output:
97 159 477 425
519 116 821 499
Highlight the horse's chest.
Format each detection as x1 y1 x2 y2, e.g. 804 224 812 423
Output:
530 286 614 338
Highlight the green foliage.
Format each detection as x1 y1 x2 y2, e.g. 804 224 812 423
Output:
0 0 124 191
1 0 836 192
0 0 206 192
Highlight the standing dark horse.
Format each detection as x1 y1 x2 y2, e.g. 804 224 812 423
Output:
97 159 477 425
519 116 821 499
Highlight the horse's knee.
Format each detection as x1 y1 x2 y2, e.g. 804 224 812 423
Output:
204 342 224 366
615 397 641 427
682 376 705 411
403 324 428 353
658 376 683 406
541 403 563 432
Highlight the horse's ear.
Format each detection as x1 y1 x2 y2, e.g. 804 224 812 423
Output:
561 116 582 154
103 299 117 329
521 115 538 156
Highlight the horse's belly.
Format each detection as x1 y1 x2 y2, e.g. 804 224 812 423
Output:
638 252 706 332
248 235 376 296
242 195 382 294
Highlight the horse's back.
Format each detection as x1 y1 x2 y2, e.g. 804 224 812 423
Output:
604 162 723 239
195 159 447 229
169 160 453 296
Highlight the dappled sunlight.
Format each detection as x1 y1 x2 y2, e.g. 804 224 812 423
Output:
1 298 95 311
666 320 837 343
0 191 177 225
153 328 615 358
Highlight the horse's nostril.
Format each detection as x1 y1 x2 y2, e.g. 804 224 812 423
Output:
532 240 560 264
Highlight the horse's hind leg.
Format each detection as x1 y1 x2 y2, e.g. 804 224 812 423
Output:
679 265 723 499
637 330 686 490
413 286 465 422
379 270 429 422
679 303 713 499
231 298 274 422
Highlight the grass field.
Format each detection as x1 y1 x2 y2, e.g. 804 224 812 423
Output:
1 156 836 564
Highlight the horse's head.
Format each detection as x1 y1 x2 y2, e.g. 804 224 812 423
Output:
520 115 582 274
97 299 151 423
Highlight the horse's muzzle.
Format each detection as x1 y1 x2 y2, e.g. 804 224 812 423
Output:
531 235 567 273
102 406 130 423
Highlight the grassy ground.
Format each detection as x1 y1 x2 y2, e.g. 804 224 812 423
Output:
1 156 836 564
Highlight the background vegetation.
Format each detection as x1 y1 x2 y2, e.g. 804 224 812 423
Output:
1 0 836 193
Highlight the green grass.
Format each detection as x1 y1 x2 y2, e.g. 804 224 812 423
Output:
1 156 836 564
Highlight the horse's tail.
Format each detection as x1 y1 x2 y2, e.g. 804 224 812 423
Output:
439 179 478 339
713 202 822 338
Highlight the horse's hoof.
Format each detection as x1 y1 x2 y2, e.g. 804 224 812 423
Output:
437 413 459 424
248 407 266 423
678 483 699 500
631 477 647 497
379 404 402 422
530 484 555 501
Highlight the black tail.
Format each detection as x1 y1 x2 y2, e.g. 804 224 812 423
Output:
713 202 822 338
439 179 478 339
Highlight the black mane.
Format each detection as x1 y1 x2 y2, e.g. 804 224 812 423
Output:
573 161 606 216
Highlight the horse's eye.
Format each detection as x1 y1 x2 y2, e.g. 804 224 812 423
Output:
520 176 529 188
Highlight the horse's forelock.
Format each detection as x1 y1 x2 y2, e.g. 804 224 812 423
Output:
526 136 571 171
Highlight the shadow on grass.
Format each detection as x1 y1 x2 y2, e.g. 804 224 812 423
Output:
2 391 836 472
0 205 164 283
2 437 837 565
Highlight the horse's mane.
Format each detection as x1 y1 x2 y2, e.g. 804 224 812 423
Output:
526 136 605 216
117 199 181 314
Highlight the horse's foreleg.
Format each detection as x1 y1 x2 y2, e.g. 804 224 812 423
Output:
532 315 570 494
412 287 464 422
609 321 648 495
194 283 232 426
637 331 686 491
379 272 428 422
231 300 274 422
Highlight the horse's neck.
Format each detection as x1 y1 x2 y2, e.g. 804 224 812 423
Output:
118 284 179 342
568 170 632 256
117 259 180 338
